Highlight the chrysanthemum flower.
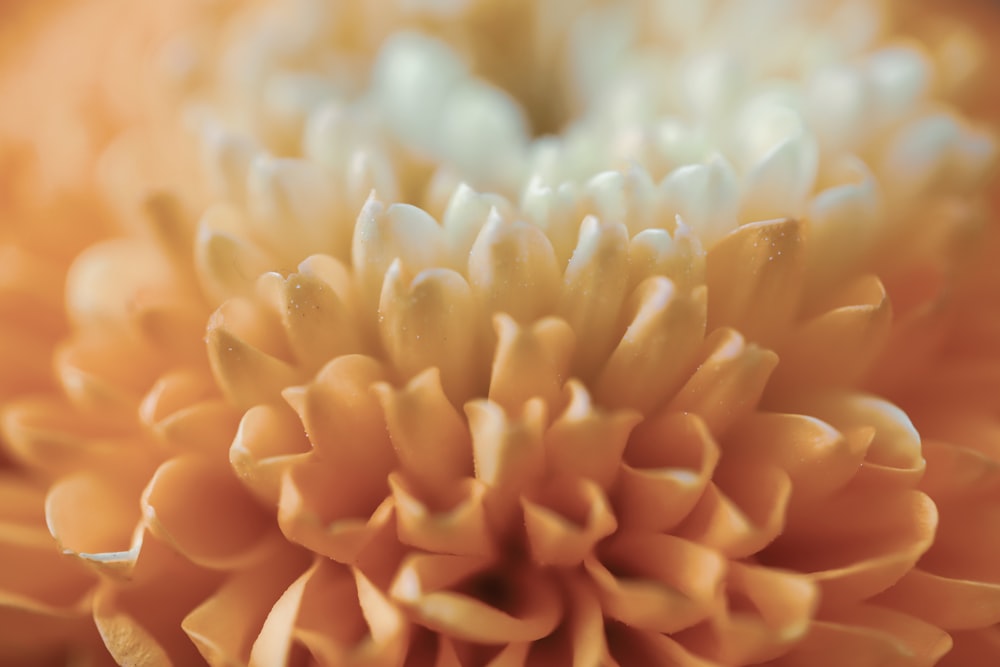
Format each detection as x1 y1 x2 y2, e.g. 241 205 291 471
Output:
2 0 1000 665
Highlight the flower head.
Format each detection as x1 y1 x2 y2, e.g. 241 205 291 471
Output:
2 1 1000 666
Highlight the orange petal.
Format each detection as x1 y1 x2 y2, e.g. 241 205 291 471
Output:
389 473 494 558
0 476 94 614
588 533 725 634
876 568 1000 631
626 223 706 295
769 274 892 393
605 621 718 666
282 355 394 477
252 558 409 667
919 438 1000 501
45 472 143 574
772 604 951 667
229 404 311 506
5 404 163 492
561 575 614 667
724 412 865 504
489 314 575 415
705 218 805 345
595 277 707 414
788 392 925 489
615 412 719 533
764 488 937 606
466 398 547 497
390 554 561 643
558 217 630 376
544 381 640 490
667 327 778 438
206 326 304 411
939 627 1000 667
674 461 790 559
182 548 310 666
92 535 221 667
522 477 617 567
677 562 818 665
141 456 275 569
374 368 473 489
277 456 394 564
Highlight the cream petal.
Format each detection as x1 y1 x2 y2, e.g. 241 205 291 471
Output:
278 256 363 373
198 122 260 202
658 155 739 248
879 112 960 202
439 80 529 191
441 182 516 268
378 261 480 402
352 196 449 314
371 32 467 155
626 223 706 295
584 166 658 236
195 204 275 302
245 156 345 260
740 132 819 223
519 177 585 266
804 157 880 295
865 45 932 131
468 216 561 325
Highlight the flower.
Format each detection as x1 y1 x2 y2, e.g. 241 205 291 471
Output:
1 0 1000 665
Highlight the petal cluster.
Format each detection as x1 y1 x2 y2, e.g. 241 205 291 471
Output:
0 0 999 666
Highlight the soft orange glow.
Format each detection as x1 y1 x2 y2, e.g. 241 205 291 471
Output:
1 1 1000 666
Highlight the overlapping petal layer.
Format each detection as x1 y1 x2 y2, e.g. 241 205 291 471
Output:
1 0 999 665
